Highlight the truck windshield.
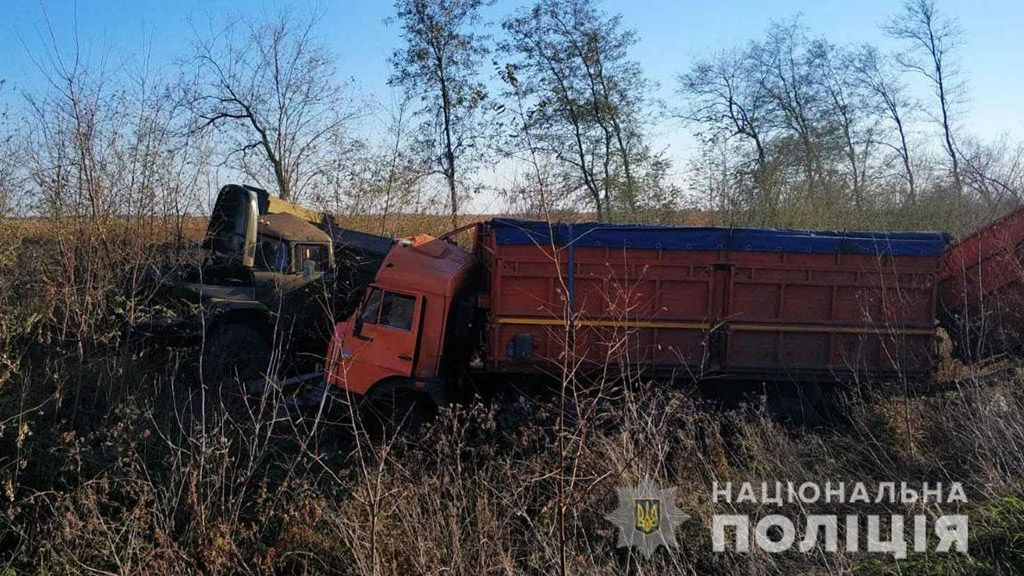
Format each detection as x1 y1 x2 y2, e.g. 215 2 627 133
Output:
295 243 330 272
361 289 383 323
359 288 415 331
380 292 415 330
254 236 289 272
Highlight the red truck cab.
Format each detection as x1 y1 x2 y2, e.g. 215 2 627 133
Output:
325 234 477 403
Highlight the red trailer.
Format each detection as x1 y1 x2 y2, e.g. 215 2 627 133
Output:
480 221 946 381
325 220 949 405
939 206 1024 360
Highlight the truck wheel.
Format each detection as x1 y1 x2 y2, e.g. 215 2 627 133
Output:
361 386 436 438
201 323 271 385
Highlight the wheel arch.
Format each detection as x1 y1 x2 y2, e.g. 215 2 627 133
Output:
364 375 448 408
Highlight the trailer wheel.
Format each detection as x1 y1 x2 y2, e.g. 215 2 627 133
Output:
201 323 271 385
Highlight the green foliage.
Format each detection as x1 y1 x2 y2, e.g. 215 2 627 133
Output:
852 495 1024 575
389 0 491 220
970 495 1024 573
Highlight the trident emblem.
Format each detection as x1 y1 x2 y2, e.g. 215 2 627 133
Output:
634 498 661 534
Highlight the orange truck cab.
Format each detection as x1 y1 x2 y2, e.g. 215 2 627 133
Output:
325 233 479 406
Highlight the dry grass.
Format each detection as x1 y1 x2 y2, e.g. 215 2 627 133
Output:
3 349 1024 574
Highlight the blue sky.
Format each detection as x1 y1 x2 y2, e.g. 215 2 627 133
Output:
2 0 1022 210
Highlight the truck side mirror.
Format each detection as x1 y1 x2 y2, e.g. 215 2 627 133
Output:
302 259 316 280
354 315 364 337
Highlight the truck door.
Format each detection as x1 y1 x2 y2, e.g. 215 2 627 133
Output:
347 287 422 388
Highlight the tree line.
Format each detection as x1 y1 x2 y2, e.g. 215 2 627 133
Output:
679 2 1022 231
0 0 1021 234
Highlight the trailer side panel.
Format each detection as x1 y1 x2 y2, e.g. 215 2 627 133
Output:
481 220 947 381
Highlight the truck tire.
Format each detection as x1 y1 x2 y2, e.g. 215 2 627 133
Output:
360 384 437 438
200 323 271 385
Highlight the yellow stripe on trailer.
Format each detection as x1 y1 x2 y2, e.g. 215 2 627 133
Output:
493 317 711 330
493 316 934 337
730 323 935 336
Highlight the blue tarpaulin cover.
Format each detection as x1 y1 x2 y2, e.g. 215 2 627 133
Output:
489 219 951 257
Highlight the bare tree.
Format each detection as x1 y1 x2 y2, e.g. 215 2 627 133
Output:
497 64 557 217
676 15 990 228
0 80 19 217
959 137 1024 213
856 46 918 204
678 48 778 220
753 21 826 194
812 40 878 209
886 0 962 193
344 95 428 234
189 11 357 202
19 12 208 348
680 21 870 225
390 0 490 229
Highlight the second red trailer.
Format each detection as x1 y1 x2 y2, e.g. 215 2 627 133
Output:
939 205 1024 360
